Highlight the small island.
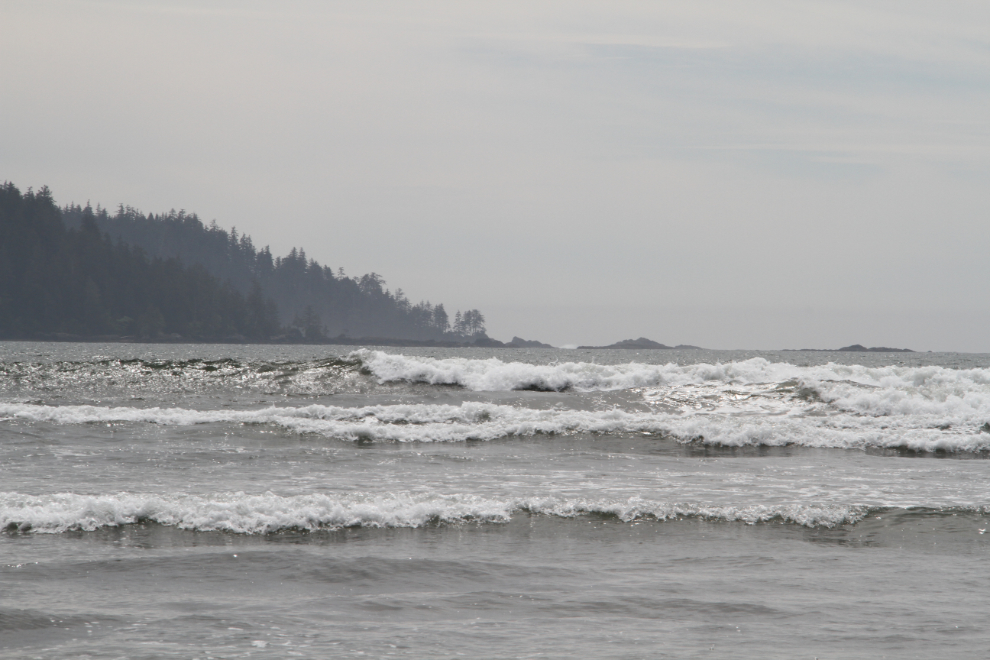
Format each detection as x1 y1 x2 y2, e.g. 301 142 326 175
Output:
506 336 554 348
578 337 702 350
786 344 914 353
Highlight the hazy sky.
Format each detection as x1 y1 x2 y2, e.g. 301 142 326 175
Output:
3 0 988 350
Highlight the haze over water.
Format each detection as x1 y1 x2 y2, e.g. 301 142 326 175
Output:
3 342 990 658
4 1 988 350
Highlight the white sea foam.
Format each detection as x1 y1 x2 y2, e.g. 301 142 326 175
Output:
7 352 990 425
353 349 698 392
0 491 879 534
4 351 990 453
355 351 990 426
0 401 661 443
2 397 990 452
354 350 990 398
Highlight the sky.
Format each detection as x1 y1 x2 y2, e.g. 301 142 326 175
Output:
2 0 988 350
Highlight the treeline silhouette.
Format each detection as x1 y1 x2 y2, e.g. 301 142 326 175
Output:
1 183 487 343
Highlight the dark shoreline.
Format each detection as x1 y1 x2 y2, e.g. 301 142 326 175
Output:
0 334 549 348
0 337 925 352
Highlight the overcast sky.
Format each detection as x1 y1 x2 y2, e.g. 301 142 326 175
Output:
3 0 988 350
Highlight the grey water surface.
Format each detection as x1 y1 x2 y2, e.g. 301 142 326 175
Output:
2 342 989 659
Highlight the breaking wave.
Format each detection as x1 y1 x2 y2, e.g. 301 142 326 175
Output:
3 397 990 452
5 350 990 414
353 350 990 396
0 491 908 534
4 352 990 452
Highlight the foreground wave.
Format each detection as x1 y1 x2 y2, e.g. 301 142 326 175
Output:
8 491 977 534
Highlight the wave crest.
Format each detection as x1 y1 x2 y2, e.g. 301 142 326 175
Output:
0 491 884 534
4 400 990 452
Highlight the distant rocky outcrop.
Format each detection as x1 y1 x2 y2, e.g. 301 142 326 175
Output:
506 336 554 348
788 344 914 353
838 344 913 353
467 336 506 348
578 337 701 350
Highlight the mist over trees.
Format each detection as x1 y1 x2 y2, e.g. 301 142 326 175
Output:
1 183 487 342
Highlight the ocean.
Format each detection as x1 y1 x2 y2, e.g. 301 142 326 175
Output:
2 342 989 659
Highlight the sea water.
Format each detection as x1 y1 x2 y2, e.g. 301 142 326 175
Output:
1 342 989 659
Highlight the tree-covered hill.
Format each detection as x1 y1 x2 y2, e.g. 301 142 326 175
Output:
2 183 487 343
61 201 486 341
0 183 279 341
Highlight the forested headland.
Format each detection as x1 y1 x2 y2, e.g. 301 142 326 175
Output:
0 183 489 344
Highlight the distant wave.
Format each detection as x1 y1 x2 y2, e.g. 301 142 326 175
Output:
3 398 990 453
0 356 368 397
6 352 990 410
2 490 944 534
4 352 990 453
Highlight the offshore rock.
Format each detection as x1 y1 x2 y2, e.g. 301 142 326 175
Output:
838 344 914 353
579 337 671 349
507 337 554 348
